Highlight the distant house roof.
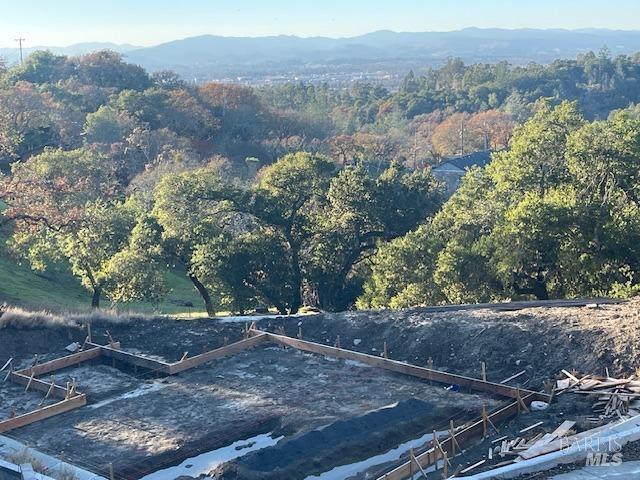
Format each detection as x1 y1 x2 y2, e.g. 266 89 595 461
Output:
433 150 493 172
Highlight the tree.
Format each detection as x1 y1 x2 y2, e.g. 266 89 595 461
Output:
468 110 515 151
358 223 444 308
0 148 132 307
432 112 481 157
105 212 168 304
74 50 151 91
310 161 443 310
152 167 231 316
84 105 138 145
192 230 294 314
249 152 336 312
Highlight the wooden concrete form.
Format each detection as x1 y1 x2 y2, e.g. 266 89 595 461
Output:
378 393 537 480
1 325 551 480
168 334 269 374
247 328 551 480
86 342 173 374
249 329 550 402
8 372 72 400
0 394 86 434
15 347 103 377
0 333 270 434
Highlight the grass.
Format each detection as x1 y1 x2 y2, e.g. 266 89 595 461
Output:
0 232 207 315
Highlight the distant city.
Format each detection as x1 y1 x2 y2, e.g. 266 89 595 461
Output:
3 28 640 87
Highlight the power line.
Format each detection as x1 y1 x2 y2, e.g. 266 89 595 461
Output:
14 37 25 65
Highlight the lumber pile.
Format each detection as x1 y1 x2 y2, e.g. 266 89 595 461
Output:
456 420 577 474
555 370 640 420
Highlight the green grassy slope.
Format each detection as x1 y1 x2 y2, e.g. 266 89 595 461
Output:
0 237 206 315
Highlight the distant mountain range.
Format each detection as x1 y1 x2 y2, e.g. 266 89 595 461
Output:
3 28 640 85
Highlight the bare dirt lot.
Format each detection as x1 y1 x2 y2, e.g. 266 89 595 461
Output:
0 339 500 479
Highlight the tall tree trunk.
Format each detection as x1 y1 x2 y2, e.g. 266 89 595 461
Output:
188 273 215 317
91 286 101 309
289 247 302 314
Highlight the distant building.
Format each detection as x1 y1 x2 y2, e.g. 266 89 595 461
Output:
431 150 493 194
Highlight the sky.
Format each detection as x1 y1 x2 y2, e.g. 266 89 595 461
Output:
2 0 640 48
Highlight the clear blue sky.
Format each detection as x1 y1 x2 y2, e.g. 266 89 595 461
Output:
2 0 640 48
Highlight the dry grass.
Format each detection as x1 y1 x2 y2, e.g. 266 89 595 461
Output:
6 447 47 473
0 304 158 330
55 465 79 480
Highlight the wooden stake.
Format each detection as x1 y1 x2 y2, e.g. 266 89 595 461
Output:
481 361 486 381
410 449 428 478
297 327 303 339
87 323 92 343
223 337 229 346
481 404 499 435
0 358 13 373
108 462 114 480
105 330 114 344
335 335 341 349
482 404 488 437
408 448 414 477
443 451 448 478
25 372 34 392
40 377 56 406
3 364 13 382
383 341 389 359
516 388 530 413
427 356 434 369
449 419 461 456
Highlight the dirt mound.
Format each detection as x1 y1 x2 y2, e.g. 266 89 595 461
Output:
252 299 640 390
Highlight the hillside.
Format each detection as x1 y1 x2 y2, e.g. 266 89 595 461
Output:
0 231 205 315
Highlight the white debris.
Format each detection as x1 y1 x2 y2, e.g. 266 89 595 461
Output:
139 433 282 480
531 401 550 411
353 339 362 346
65 342 80 352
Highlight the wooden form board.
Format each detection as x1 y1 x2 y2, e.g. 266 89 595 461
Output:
0 394 86 434
9 372 74 400
86 342 173 373
250 330 550 402
377 393 537 480
168 334 269 374
246 329 551 480
15 347 103 377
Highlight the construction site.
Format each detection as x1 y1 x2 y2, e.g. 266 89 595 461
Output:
2 299 640 480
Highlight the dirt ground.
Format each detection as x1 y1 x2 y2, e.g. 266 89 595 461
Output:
0 340 500 479
3 299 640 479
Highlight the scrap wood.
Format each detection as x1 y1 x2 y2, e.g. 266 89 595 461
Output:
460 460 486 474
550 420 576 438
0 358 13 372
492 435 508 444
519 421 544 434
500 370 527 385
518 421 616 460
561 369 581 383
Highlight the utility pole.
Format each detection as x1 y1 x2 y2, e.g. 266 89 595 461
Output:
14 37 25 65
